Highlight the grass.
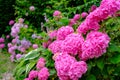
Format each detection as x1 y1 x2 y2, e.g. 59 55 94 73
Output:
0 50 16 79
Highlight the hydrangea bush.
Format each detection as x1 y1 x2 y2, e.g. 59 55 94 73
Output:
11 0 120 80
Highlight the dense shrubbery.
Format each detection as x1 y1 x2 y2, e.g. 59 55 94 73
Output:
1 0 120 80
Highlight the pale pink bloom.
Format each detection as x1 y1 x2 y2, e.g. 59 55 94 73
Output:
16 54 22 60
18 18 24 23
6 35 10 39
8 43 12 48
32 44 38 49
29 6 35 11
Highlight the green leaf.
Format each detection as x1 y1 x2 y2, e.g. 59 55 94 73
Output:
109 44 120 52
15 66 26 79
24 49 40 60
96 58 104 70
109 53 120 64
86 74 96 80
25 61 36 76
59 18 69 26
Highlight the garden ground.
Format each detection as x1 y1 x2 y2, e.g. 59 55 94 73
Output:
0 52 16 80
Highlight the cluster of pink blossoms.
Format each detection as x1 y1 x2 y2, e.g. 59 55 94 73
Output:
25 58 49 80
47 0 120 79
0 37 5 49
54 53 87 80
77 0 120 34
80 31 110 61
57 26 74 40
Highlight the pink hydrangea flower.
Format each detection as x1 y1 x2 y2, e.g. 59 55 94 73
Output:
89 5 97 12
9 20 14 25
77 20 100 34
6 35 10 39
57 26 74 40
10 55 15 62
68 61 87 80
36 58 46 70
77 0 120 34
38 67 49 80
28 70 38 79
16 54 22 60
81 12 88 18
8 43 12 48
48 30 57 39
80 31 110 61
48 40 63 54
73 14 80 21
29 6 35 11
32 44 38 49
69 19 76 27
61 33 84 56
42 39 51 48
54 53 76 80
18 18 24 23
0 38 4 43
53 10 61 17
0 44 5 49
24 78 32 80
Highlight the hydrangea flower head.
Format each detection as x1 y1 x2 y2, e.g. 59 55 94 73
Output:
68 61 87 80
57 26 74 40
73 14 80 21
38 67 49 80
32 44 38 49
28 70 38 79
0 38 4 43
29 6 35 11
48 40 63 54
48 30 57 39
36 57 46 69
61 33 84 56
9 20 14 25
80 31 110 60
81 12 88 18
53 10 61 17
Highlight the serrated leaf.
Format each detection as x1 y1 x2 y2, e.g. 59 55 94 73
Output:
86 74 96 80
